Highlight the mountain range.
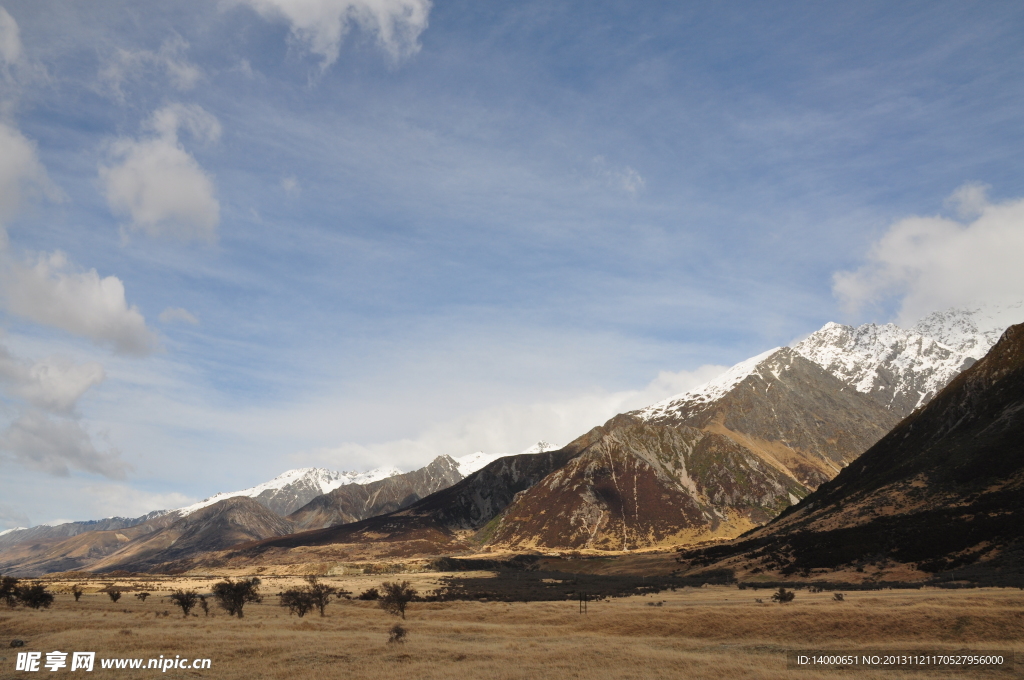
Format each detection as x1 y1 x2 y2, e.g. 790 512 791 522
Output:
0 305 1017 575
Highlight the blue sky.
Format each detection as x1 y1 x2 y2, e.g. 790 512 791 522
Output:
1 0 1023 527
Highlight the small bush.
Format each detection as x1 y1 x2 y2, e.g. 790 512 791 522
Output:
378 581 417 619
212 578 261 618
169 590 199 617
17 584 54 609
357 587 380 601
71 585 84 602
135 592 150 603
1 576 18 607
305 576 338 616
388 623 407 644
199 595 209 616
771 587 795 604
833 593 845 602
107 589 122 603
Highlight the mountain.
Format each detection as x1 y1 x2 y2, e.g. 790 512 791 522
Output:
173 465 402 517
213 443 592 565
484 348 899 551
676 322 1024 582
287 455 463 530
0 511 169 551
88 497 296 573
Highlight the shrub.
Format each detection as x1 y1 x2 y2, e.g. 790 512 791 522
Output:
169 590 199 617
357 587 379 601
388 623 407 644
1 576 18 607
199 595 209 616
71 585 84 602
771 587 795 604
280 589 314 617
378 581 417 619
107 589 122 603
17 584 54 609
833 593 845 602
135 592 150 603
212 578 261 618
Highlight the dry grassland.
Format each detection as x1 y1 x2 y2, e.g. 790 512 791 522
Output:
1 576 1022 679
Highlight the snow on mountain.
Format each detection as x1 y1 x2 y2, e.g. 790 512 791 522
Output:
454 441 559 477
912 302 1022 358
795 305 1019 416
0 527 28 537
636 347 781 422
174 465 401 517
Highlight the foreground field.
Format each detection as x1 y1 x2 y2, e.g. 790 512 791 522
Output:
1 577 1021 679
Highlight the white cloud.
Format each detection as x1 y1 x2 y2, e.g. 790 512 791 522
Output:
0 6 22 66
834 183 1024 325
301 363 728 470
234 0 431 67
158 307 199 325
0 243 158 355
0 410 128 478
99 35 203 99
76 483 193 519
0 121 60 221
0 344 105 414
281 175 300 194
100 104 221 242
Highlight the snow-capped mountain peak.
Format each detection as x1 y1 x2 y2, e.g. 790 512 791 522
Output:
452 441 559 477
636 346 782 421
174 465 401 517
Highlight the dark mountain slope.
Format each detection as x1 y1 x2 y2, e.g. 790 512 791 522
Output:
676 323 1024 582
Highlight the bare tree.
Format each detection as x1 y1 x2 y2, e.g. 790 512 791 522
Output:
212 578 262 618
135 592 150 603
71 585 84 602
169 589 199 617
378 581 417 619
107 589 122 603
305 576 338 617
199 595 210 616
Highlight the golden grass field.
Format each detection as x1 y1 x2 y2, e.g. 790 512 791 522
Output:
1 572 1021 679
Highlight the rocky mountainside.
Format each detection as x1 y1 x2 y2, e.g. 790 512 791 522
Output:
288 455 463 530
677 322 1024 582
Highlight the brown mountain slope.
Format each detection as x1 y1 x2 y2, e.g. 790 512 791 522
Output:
486 420 807 550
638 348 901 489
0 513 179 577
86 497 295 573
288 455 462 530
676 322 1024 582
